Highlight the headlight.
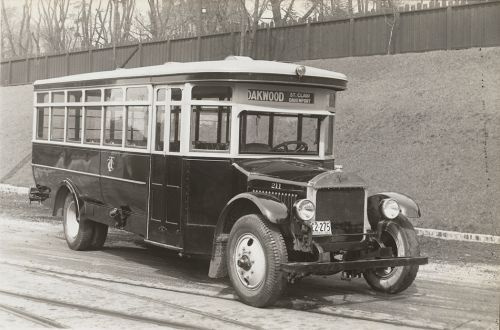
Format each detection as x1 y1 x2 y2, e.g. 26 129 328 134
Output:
293 199 315 221
380 198 400 219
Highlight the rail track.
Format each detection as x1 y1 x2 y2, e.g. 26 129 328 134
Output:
1 262 444 330
0 302 68 328
0 263 263 330
0 290 214 330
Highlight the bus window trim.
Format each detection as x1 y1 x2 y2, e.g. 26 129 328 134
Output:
167 86 184 154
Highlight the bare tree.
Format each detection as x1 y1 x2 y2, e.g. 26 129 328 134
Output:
73 0 95 48
36 0 72 52
111 0 135 45
1 0 34 57
237 0 268 56
1 0 18 57
269 0 283 25
91 0 136 46
301 0 320 21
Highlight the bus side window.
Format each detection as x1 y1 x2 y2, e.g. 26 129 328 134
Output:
157 88 166 101
127 87 149 101
37 93 49 103
190 106 230 151
171 88 182 101
326 90 336 108
169 106 181 152
324 116 334 156
104 106 124 146
51 107 65 141
67 91 82 103
191 86 232 101
67 107 83 143
126 106 148 148
36 107 49 140
104 88 123 102
86 89 101 102
52 92 65 103
84 107 102 145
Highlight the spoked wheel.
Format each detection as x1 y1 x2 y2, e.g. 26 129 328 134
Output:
228 214 288 307
63 193 94 251
363 215 420 293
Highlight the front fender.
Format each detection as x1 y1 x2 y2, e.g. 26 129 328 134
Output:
219 192 288 228
209 192 288 278
367 192 421 229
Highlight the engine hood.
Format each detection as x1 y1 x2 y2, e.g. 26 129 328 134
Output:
234 158 367 188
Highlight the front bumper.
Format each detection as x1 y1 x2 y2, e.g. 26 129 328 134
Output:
282 256 428 273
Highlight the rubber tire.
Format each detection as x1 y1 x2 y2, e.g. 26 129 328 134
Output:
227 214 288 307
363 215 420 294
63 193 94 251
89 222 108 250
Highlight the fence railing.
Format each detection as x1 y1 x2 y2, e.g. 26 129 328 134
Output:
1 0 499 86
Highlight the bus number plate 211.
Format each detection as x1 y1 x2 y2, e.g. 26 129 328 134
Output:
312 221 332 236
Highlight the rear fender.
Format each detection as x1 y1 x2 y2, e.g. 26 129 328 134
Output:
53 180 85 220
367 192 421 230
209 192 288 278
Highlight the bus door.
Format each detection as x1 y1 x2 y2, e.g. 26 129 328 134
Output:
148 86 183 248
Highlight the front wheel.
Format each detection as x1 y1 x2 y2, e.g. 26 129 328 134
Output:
63 193 94 251
227 214 288 307
363 215 420 293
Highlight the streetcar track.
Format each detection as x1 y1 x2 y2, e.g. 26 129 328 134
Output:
2 262 445 329
24 268 263 330
0 290 211 330
0 303 68 328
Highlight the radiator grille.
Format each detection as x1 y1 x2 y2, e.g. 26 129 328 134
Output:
315 188 365 242
252 189 297 212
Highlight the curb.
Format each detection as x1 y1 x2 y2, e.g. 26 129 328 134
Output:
1 184 499 244
415 228 500 244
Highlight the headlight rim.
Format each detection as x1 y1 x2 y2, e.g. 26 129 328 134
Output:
293 199 315 221
379 198 400 220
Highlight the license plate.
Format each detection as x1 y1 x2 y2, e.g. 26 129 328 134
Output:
312 221 332 236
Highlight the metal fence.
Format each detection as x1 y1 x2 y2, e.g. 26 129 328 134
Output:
1 0 499 86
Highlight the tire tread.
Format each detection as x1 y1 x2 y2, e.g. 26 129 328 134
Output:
63 193 94 251
228 214 288 307
364 215 420 294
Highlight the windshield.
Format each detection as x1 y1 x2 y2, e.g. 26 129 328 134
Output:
239 111 328 155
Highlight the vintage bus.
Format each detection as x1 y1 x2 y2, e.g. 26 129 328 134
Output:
30 56 427 307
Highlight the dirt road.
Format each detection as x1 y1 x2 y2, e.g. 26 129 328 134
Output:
0 201 498 329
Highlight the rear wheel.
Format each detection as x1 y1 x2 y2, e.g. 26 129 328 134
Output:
63 193 94 251
228 214 288 307
363 215 420 293
89 222 108 250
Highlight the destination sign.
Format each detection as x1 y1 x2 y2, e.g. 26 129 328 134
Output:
247 89 314 104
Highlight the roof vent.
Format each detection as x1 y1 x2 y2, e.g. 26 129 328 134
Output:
225 56 253 61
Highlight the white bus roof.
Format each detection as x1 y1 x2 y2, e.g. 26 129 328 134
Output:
34 57 348 91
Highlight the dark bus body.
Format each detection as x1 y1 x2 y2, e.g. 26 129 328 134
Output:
31 57 427 307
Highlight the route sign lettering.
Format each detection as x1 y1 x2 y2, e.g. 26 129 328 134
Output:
248 89 314 104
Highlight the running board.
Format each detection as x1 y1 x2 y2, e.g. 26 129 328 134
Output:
143 239 183 251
